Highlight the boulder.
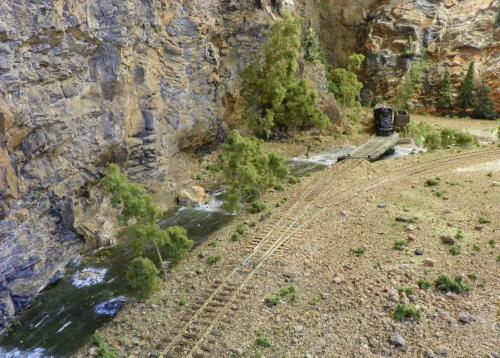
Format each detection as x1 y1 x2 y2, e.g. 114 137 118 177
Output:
178 185 209 207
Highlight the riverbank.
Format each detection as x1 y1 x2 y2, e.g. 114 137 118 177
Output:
79 142 500 357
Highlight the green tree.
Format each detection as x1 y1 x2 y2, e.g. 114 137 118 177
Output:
456 62 475 116
394 60 428 111
328 54 365 108
474 78 496 119
437 71 454 115
215 130 288 212
303 27 325 63
240 16 329 139
102 164 159 224
126 257 161 299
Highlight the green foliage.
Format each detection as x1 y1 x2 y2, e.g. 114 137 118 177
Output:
467 273 478 281
255 335 272 348
303 27 325 63
248 201 266 213
215 131 288 212
102 164 159 224
393 304 421 321
449 245 461 256
207 255 222 265
264 295 280 307
92 334 118 358
241 16 329 138
407 122 478 150
265 286 298 307
135 223 192 264
403 37 416 57
126 257 161 299
489 239 496 248
425 177 441 187
328 54 365 108
393 239 409 251
350 247 366 256
437 71 454 115
434 275 471 294
397 287 416 296
474 78 496 119
456 62 475 115
394 60 428 111
417 279 432 290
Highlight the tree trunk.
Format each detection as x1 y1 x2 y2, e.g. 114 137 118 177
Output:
153 240 168 280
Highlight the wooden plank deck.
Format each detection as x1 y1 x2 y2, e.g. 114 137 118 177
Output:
340 133 400 161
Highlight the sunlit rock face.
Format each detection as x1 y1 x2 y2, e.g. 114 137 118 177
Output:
359 0 499 111
0 0 276 332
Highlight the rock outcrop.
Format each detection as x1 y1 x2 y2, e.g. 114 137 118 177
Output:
0 0 298 333
360 0 499 111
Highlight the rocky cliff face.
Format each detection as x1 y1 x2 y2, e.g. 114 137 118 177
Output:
360 0 499 111
0 0 302 333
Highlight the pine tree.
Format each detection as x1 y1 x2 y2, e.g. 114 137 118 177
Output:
437 71 453 115
456 62 475 116
393 60 428 111
474 78 496 119
241 16 329 139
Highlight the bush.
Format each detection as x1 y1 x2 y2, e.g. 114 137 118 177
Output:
92 334 118 358
126 257 161 299
241 16 329 139
423 132 441 150
449 245 461 256
328 54 365 109
434 275 470 294
397 287 416 296
303 27 325 63
255 335 272 348
248 201 266 213
207 256 222 265
437 71 453 115
215 131 288 212
163 226 193 263
417 279 432 290
425 178 441 187
102 164 159 224
393 304 421 321
393 239 408 251
454 132 478 147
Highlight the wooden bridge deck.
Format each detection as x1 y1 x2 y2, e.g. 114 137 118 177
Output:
341 133 400 161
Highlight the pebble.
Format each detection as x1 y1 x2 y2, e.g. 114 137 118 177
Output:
388 289 399 302
333 275 345 284
377 203 387 208
415 249 424 255
458 312 473 324
492 181 500 187
434 346 449 357
443 209 451 214
405 224 416 231
440 235 455 245
424 258 435 267
438 310 451 322
389 332 405 347
445 292 458 300
341 210 349 216
407 233 416 241
490 352 499 358
306 353 314 358
294 324 304 333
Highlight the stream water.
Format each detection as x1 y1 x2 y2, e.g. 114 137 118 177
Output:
0 144 419 357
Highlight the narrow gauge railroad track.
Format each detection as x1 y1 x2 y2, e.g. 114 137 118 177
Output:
158 148 500 358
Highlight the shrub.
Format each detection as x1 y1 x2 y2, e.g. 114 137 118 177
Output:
328 54 365 108
264 295 280 307
425 178 441 187
403 37 416 57
417 279 432 290
255 335 272 348
393 239 409 251
434 275 470 294
449 245 461 256
102 164 159 224
394 60 428 111
236 224 246 235
393 304 421 321
241 16 329 139
303 27 325 63
350 247 366 256
424 132 441 150
278 286 298 301
397 287 416 296
215 131 288 212
207 256 222 265
478 217 491 224
248 201 266 213
163 226 193 263
126 257 161 299
454 132 478 147
92 334 118 358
